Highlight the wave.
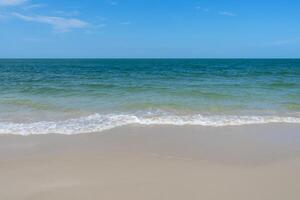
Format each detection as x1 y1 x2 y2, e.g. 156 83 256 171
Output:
0 113 300 135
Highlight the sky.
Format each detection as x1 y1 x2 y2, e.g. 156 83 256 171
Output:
0 0 300 58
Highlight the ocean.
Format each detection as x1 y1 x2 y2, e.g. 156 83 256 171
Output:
0 59 299 135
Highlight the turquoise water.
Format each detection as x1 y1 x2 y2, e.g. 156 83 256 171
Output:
0 59 299 135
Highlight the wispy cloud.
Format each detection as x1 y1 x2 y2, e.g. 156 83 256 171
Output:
22 3 45 10
120 21 131 25
268 40 294 46
253 38 300 47
196 7 237 17
219 11 236 17
23 37 40 42
0 0 27 6
12 12 89 32
0 13 6 19
108 0 118 6
54 10 80 17
95 23 106 28
195 6 209 12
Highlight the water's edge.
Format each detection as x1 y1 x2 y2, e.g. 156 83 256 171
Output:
1 113 300 135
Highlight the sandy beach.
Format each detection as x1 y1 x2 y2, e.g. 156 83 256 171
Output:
2 0 300 198
1 124 300 200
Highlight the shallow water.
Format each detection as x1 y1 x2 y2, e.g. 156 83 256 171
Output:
0 59 299 135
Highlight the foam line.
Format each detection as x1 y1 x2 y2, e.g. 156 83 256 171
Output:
0 113 300 135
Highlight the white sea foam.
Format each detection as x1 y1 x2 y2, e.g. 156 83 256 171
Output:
0 113 300 135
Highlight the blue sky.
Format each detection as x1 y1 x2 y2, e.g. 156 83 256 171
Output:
1 0 300 58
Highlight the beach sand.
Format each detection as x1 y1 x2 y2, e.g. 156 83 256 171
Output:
1 124 300 200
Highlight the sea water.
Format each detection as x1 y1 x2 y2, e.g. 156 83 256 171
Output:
0 59 299 135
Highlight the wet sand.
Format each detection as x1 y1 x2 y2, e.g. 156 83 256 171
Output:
1 124 300 200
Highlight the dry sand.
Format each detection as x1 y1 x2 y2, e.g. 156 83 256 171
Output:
1 124 300 200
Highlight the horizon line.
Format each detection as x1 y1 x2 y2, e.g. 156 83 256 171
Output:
1 57 300 59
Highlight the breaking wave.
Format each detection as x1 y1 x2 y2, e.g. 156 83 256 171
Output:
0 113 300 135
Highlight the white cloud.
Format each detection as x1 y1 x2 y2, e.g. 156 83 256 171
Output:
120 21 131 25
0 0 27 6
195 6 209 12
22 3 45 10
54 10 80 17
108 1 118 6
23 37 40 42
219 11 236 17
12 12 89 32
0 13 6 19
253 38 300 47
96 23 106 28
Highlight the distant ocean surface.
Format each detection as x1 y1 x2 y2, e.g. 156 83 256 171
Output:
0 59 299 135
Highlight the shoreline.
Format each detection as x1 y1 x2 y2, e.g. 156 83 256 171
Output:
1 123 300 163
1 124 300 199
1 114 300 135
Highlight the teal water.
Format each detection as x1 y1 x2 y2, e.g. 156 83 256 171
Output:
0 59 299 135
